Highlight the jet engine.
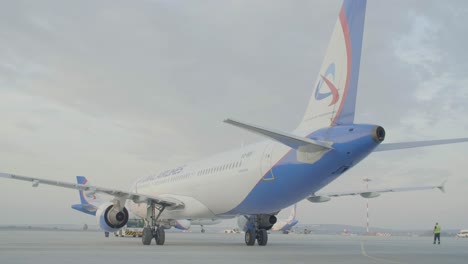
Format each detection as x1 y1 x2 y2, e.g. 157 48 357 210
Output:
257 214 277 230
237 214 277 231
96 202 129 232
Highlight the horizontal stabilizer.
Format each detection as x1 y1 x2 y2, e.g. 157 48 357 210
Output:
224 118 332 152
307 182 445 203
71 204 97 216
374 138 468 152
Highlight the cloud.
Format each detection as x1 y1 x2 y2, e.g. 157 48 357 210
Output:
0 0 468 229
394 12 442 77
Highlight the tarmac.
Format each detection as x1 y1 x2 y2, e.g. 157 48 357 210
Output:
0 230 467 264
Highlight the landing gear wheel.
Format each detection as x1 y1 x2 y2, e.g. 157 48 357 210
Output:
155 227 165 245
104 232 109 238
201 228 205 233
142 227 153 245
257 229 268 246
245 229 256 246
143 203 168 246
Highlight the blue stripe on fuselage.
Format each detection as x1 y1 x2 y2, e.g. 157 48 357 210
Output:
223 124 380 215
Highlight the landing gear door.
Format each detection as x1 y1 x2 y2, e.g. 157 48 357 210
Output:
261 142 275 181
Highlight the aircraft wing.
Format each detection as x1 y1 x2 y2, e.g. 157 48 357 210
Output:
307 182 445 203
0 172 184 208
374 138 468 152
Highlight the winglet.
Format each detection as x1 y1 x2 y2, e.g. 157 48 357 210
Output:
437 180 447 193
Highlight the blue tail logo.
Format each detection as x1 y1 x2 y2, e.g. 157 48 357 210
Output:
314 63 339 106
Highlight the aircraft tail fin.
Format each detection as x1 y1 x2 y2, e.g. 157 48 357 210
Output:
76 176 89 204
76 176 102 205
287 204 297 222
71 176 101 215
296 0 366 133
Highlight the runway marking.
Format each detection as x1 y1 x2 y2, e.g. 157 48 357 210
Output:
360 241 405 264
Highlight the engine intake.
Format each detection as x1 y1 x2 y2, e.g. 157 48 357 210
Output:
96 202 129 232
105 205 129 228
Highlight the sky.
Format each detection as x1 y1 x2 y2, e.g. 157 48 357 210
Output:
1 0 468 230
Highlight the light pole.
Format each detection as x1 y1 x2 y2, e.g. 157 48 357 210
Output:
362 178 371 234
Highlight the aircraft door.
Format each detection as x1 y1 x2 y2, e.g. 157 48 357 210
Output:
261 142 275 181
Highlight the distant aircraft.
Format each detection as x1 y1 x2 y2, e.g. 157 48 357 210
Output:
173 219 222 233
70 176 102 216
1 0 465 247
271 204 298 234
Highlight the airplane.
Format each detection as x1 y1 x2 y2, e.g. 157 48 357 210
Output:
71 176 220 234
271 204 298 234
1 0 467 247
173 219 222 233
70 176 102 216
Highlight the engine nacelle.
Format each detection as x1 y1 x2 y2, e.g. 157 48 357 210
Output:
96 202 129 232
258 214 277 229
237 214 277 231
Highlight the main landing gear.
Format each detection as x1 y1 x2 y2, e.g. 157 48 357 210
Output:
142 226 165 245
243 214 276 246
142 202 167 246
245 228 268 246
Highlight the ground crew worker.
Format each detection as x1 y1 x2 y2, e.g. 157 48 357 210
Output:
433 223 441 244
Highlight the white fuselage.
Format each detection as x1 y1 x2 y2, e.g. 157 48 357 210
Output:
127 140 284 220
126 122 382 222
